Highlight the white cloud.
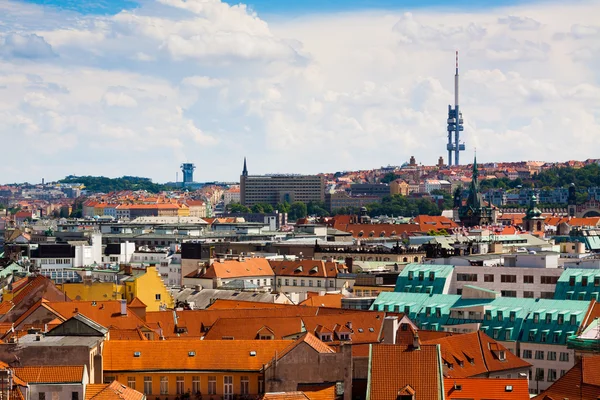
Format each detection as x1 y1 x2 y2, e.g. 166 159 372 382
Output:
0 0 599 182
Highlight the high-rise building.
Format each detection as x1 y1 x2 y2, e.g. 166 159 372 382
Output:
240 158 325 207
446 51 466 166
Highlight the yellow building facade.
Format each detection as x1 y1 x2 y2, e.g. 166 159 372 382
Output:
58 266 173 311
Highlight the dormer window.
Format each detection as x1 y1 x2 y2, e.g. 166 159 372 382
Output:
339 333 350 341
319 333 332 342
498 350 506 361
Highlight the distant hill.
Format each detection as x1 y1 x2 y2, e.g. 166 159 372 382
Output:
59 175 174 193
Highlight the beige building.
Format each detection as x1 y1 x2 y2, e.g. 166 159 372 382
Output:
390 179 410 196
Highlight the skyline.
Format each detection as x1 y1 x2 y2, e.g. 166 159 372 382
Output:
1 0 599 183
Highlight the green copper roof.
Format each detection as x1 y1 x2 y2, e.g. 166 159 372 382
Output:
371 292 590 344
394 263 454 294
554 268 600 301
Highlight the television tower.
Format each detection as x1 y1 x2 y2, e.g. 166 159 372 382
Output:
446 50 465 166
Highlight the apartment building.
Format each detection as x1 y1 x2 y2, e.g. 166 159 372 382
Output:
269 260 348 293
396 263 563 299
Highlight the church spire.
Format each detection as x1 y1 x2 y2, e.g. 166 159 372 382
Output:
242 157 248 177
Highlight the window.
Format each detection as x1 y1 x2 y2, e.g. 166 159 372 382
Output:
541 331 547 343
540 291 554 299
426 307 431 317
144 377 152 395
558 314 564 325
595 277 600 287
160 376 168 395
176 376 184 395
548 369 557 382
523 275 534 284
285 279 289 286
408 271 414 280
541 276 558 285
72 392 79 400
535 368 544 381
561 370 567 377
208 376 217 395
155 294 161 301
485 311 491 321
329 280 334 288
259 377 265 394
240 376 249 395
501 290 517 297
533 313 539 323
224 376 233 400
39 394 45 400
522 350 532 359
278 278 282 286
484 274 494 282
545 313 552 324
548 351 557 361
559 352 569 362
569 276 576 286
419 271 424 281
501 275 516 283
509 311 516 322
192 376 200 395
570 315 577 325
457 274 477 282
553 332 560 343
535 351 544 360
300 279 305 286
505 330 511 340
582 276 588 287
127 377 136 390
435 307 441 318
429 272 435 281
497 311 503 321
317 280 322 287
309 280 313 287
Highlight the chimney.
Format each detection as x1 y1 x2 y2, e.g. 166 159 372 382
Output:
345 257 353 273
124 264 132 275
120 299 127 316
412 331 421 350
382 316 399 344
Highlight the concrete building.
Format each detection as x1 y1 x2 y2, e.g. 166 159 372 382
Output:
325 191 381 212
390 179 410 196
240 159 325 207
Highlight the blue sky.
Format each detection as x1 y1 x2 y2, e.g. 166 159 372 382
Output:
2 0 599 183
21 0 536 16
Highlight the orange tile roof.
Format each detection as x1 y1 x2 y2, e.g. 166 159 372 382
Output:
269 260 341 279
0 302 14 315
299 294 342 308
13 365 84 383
203 316 304 340
368 344 443 400
334 223 422 238
104 340 292 372
534 357 600 399
444 378 529 399
128 298 146 308
109 328 148 341
261 393 309 400
85 381 145 400
46 301 149 331
205 299 292 309
297 384 337 400
421 331 530 378
186 258 274 279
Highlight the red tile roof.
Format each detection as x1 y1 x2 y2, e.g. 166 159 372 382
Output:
299 294 342 308
421 331 531 378
186 258 274 279
85 380 145 400
269 260 341 279
368 344 443 400
444 378 529 399
534 357 600 400
261 393 309 400
104 340 292 372
13 365 84 383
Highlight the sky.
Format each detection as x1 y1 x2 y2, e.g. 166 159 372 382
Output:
1 0 599 184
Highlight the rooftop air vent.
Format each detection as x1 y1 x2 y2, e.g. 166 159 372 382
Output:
134 351 141 357
188 351 196 357
505 385 513 392
249 351 257 357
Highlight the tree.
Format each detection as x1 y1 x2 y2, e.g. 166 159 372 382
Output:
307 201 329 217
380 172 398 184
288 202 308 221
276 202 291 214
251 203 274 214
430 189 453 210
227 203 251 213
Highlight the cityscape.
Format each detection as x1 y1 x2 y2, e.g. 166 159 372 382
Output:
1 0 600 399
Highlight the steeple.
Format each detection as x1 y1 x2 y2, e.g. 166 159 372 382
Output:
242 157 248 177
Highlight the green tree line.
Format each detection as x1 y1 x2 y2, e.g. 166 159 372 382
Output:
59 176 175 193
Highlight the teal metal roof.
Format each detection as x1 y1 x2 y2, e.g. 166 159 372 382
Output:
554 268 600 301
394 263 454 294
371 292 590 344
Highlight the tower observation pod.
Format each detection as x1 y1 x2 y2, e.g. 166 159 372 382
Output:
181 163 196 186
